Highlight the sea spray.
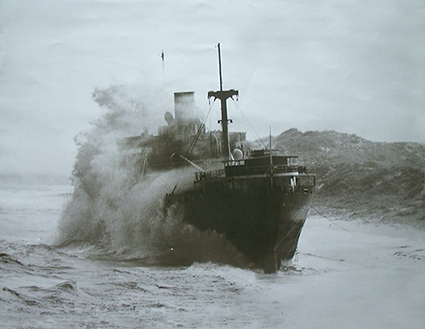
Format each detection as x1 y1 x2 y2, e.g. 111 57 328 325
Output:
57 86 248 267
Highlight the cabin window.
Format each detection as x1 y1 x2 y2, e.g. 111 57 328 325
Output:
287 157 298 166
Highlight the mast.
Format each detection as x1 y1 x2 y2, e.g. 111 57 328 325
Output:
218 43 223 92
208 43 238 159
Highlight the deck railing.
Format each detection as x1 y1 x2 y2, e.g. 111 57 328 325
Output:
194 165 308 181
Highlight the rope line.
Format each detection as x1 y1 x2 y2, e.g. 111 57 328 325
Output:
186 100 216 156
231 99 267 149
311 206 353 233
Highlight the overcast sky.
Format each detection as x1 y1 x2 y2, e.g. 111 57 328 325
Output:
1 0 424 176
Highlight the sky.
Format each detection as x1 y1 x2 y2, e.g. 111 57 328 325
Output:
1 0 424 176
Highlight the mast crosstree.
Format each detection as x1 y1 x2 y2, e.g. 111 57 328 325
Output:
208 43 238 159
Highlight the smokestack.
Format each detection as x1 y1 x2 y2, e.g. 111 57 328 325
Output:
174 91 195 123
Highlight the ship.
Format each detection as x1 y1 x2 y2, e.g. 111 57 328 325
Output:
127 44 315 273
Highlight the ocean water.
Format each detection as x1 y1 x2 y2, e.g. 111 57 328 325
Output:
1 182 424 329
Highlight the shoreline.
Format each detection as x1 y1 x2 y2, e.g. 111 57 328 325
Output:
310 201 425 230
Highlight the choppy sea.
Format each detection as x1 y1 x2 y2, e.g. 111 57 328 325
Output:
1 182 424 329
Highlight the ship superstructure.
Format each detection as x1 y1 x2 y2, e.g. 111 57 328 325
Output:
129 44 315 272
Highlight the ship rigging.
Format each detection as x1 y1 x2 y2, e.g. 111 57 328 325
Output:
128 44 316 273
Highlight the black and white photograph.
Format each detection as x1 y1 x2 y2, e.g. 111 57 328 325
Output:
1 1 424 328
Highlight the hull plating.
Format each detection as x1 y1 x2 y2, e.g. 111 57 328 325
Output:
165 175 314 271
